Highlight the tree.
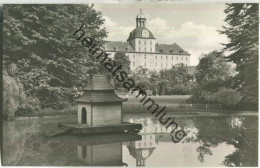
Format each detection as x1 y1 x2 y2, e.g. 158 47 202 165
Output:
3 73 25 120
3 4 107 108
195 51 231 92
216 89 242 108
132 66 150 91
157 64 194 95
3 70 40 120
113 52 131 74
220 4 258 106
190 51 235 104
135 66 148 74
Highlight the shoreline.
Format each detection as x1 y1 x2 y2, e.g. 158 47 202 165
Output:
14 111 258 120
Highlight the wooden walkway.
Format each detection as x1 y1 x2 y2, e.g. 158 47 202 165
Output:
45 122 142 137
45 126 72 137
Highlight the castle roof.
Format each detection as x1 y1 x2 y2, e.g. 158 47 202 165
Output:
127 27 155 40
127 146 155 160
104 41 134 52
155 43 190 55
104 41 190 55
76 75 123 103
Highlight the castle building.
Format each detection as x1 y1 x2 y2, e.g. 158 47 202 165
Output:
105 9 191 73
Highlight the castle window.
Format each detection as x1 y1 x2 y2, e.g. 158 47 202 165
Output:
172 56 173 60
156 62 157 67
133 62 135 67
166 56 168 60
139 41 141 45
161 56 162 59
134 55 135 58
177 57 178 60
145 62 146 67
186 57 187 60
156 56 157 59
114 47 117 51
145 41 146 45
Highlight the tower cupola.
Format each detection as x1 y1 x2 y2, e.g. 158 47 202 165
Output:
136 9 146 27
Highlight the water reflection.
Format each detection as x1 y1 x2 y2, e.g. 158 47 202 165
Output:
2 114 258 166
127 134 156 166
73 134 141 166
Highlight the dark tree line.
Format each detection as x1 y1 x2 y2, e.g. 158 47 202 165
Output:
3 4 108 119
190 3 258 110
220 3 258 108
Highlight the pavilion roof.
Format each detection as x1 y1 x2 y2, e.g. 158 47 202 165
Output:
76 75 123 103
84 75 114 90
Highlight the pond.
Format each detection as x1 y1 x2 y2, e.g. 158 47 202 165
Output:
2 114 258 166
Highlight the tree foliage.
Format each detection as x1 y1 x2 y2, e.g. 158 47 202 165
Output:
3 71 40 120
158 64 194 95
220 3 258 105
3 4 107 109
113 52 131 73
216 89 241 108
190 51 241 106
195 51 231 92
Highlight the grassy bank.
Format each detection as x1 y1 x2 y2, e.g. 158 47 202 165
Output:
16 105 77 117
15 95 257 118
122 95 257 115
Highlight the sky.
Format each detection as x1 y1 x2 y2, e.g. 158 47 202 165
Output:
94 3 229 66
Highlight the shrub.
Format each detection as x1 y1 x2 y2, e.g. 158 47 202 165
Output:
3 73 25 120
16 96 41 116
216 89 242 108
3 72 41 119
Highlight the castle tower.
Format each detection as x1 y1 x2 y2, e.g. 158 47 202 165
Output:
127 9 156 52
136 9 146 27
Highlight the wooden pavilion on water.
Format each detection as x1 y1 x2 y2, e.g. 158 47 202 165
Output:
45 75 142 137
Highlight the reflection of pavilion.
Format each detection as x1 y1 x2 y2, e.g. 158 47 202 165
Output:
77 143 124 166
55 133 141 166
127 134 156 167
